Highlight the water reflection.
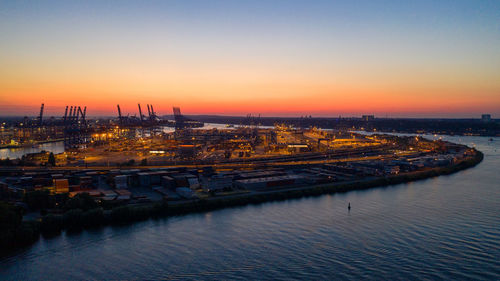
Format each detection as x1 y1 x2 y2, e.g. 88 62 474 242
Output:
0 134 498 280
0 141 65 160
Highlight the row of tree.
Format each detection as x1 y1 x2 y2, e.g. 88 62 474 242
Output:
39 201 170 233
0 152 55 167
0 202 40 253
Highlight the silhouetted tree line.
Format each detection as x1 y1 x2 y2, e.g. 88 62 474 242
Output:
39 201 170 233
118 159 135 167
47 152 56 166
24 190 68 211
63 193 97 211
0 157 36 166
0 202 40 253
193 115 500 136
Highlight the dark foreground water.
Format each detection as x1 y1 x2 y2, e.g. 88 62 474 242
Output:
1 135 499 280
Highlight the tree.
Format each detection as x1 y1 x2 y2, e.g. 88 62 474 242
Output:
63 209 83 229
48 152 56 166
81 208 104 227
0 202 39 250
25 190 52 210
0 158 13 166
0 202 23 229
63 193 97 211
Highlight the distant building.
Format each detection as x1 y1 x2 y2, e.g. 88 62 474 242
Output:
362 115 375 121
481 114 491 122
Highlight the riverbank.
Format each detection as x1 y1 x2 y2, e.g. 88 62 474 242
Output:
165 148 484 214
1 149 483 257
0 139 64 150
191 116 500 137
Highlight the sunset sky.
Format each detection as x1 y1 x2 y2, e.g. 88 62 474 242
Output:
1 0 499 118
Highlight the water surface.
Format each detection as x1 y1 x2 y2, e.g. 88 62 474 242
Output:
0 141 65 160
1 135 499 280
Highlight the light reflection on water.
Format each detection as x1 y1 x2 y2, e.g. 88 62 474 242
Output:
0 135 499 280
0 141 65 160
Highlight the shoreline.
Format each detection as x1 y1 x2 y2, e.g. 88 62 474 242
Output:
166 148 484 214
0 148 484 257
191 119 500 137
0 139 64 150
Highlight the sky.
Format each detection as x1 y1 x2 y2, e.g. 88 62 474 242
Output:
0 0 499 118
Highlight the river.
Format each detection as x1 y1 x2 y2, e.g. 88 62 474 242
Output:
1 134 499 280
0 141 65 160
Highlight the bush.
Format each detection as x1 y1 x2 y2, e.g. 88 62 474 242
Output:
0 202 23 228
0 202 40 251
151 201 169 216
0 158 14 166
120 159 136 167
110 206 132 223
132 206 151 221
25 190 52 210
41 214 63 234
14 221 40 246
48 152 56 166
64 193 98 211
81 208 105 228
63 209 83 230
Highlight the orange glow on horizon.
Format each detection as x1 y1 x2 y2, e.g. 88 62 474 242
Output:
1 1 499 118
1 41 499 117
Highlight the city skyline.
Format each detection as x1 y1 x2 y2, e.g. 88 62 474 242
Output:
1 0 499 117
